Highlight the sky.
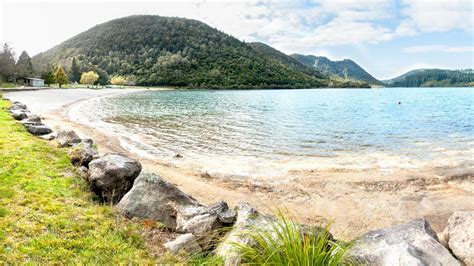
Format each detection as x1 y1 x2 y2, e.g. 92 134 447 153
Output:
0 0 473 80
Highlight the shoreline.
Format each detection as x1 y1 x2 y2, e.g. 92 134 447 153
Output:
5 88 474 239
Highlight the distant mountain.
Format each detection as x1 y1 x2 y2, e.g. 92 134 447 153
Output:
248 43 368 88
384 69 474 87
31 15 370 89
291 54 383 86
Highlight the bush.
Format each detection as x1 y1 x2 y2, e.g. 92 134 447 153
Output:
110 76 127 86
231 211 351 265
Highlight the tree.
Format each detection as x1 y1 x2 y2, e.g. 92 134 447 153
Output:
15 51 35 79
54 65 69 88
41 64 56 85
0 43 16 82
80 71 99 85
70 57 81 83
95 68 109 85
110 76 127 85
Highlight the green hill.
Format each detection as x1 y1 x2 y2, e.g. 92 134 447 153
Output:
32 15 339 89
291 54 383 86
384 69 474 87
247 43 369 88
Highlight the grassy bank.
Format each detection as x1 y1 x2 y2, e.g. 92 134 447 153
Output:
0 99 154 263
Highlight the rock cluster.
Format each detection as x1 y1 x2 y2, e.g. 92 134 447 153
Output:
6 99 471 264
8 102 52 136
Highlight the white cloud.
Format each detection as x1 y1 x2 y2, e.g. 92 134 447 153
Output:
400 0 473 33
403 45 474 53
1 0 473 77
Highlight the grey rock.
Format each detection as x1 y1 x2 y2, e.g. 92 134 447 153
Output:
9 102 27 111
21 115 42 125
346 219 461 266
40 132 57 141
68 139 99 167
88 154 142 204
163 233 202 254
10 109 29 120
24 123 53 135
215 202 274 265
442 211 474 265
208 200 237 224
176 200 236 235
56 130 81 147
117 172 201 229
176 207 221 235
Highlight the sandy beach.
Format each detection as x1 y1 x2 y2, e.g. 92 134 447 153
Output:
5 88 474 239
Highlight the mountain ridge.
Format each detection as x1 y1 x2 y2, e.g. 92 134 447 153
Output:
291 54 383 86
384 68 474 87
31 15 367 89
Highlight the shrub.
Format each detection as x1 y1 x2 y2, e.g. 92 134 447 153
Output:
80 71 99 85
231 211 351 265
110 76 128 86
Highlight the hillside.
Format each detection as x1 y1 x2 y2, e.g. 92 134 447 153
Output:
248 43 368 88
291 54 383 86
32 15 337 89
384 69 474 87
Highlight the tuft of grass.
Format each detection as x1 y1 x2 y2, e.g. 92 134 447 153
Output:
231 210 351 265
0 83 16 88
0 99 155 263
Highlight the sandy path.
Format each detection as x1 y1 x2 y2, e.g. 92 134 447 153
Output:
5 89 474 239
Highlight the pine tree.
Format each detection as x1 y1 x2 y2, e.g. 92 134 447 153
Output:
0 43 16 82
41 64 56 85
70 57 81 83
54 65 69 88
16 51 35 79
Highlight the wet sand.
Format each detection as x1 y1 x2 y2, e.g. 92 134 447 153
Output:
5 88 474 239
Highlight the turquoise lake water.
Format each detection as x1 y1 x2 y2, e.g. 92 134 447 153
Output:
70 87 474 176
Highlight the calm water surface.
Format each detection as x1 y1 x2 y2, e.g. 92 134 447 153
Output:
69 88 474 176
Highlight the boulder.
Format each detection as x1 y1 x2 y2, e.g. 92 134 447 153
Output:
24 123 53 136
176 201 236 235
117 172 236 235
10 109 29 120
56 130 81 147
40 132 57 141
117 172 202 229
68 139 99 167
21 115 42 124
346 219 461 266
88 154 142 204
9 102 27 111
215 202 274 265
442 211 473 265
163 233 202 255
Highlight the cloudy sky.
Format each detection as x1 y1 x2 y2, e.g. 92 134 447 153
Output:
1 0 473 79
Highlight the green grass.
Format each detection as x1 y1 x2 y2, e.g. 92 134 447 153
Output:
231 211 351 265
0 83 16 88
0 98 155 263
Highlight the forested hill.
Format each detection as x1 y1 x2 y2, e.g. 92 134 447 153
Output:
291 54 383 86
32 15 356 89
384 69 474 87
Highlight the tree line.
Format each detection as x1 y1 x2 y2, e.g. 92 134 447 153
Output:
388 69 474 87
0 43 129 87
0 44 35 84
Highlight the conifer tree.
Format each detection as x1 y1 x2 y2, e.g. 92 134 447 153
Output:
15 51 35 79
0 43 16 82
53 65 68 88
70 58 81 83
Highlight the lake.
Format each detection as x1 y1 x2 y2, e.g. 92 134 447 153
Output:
69 87 474 177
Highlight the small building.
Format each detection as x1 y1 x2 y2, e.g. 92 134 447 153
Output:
25 78 45 87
